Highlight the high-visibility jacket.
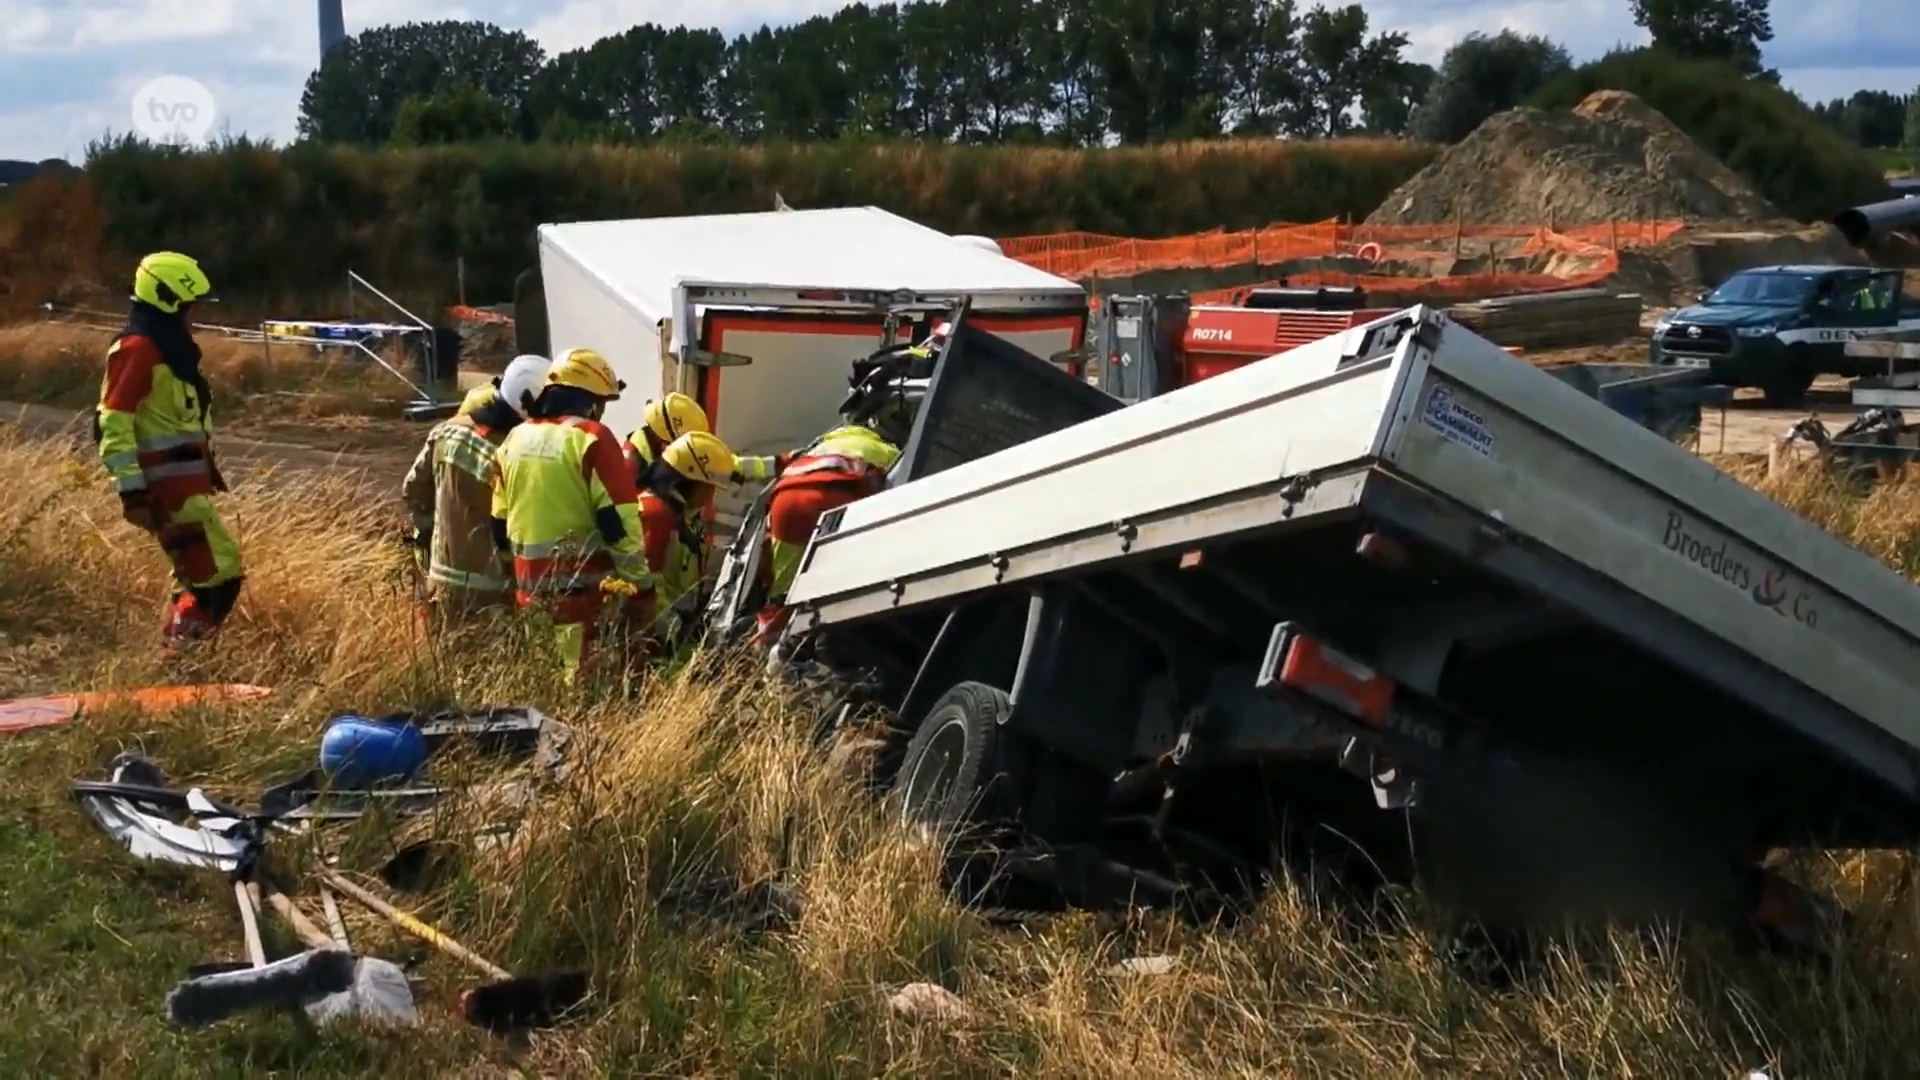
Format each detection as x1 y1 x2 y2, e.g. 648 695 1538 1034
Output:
624 428 786 486
402 413 512 596
493 416 650 605
779 425 900 487
761 424 901 600
640 490 707 609
96 334 218 504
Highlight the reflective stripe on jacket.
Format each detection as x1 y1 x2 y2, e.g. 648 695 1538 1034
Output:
402 414 512 594
494 415 649 600
97 334 215 498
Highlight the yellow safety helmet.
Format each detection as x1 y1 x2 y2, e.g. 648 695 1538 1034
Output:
545 347 624 400
643 392 709 444
660 430 735 487
456 384 499 417
132 251 213 314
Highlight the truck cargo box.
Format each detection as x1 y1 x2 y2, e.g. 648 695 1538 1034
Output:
787 306 1920 818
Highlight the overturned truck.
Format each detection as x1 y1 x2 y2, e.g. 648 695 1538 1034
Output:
763 305 1920 933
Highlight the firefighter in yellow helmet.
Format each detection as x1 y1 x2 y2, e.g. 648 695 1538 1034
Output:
401 355 550 634
623 391 788 487
95 251 241 649
638 429 736 647
490 348 653 682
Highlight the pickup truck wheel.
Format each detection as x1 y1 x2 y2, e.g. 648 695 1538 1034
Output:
1760 350 1816 407
896 681 1027 836
897 681 1117 910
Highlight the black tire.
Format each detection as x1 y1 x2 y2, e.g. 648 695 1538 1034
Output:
896 681 1029 836
896 681 1119 911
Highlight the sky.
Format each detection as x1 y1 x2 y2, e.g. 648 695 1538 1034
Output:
1 0 1915 162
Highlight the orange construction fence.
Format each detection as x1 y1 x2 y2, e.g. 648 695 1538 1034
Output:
998 219 1687 304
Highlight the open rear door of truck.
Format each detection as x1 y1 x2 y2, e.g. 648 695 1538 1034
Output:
667 281 1087 534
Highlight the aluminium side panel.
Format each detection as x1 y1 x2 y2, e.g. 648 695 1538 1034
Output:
784 315 1426 608
1378 315 1920 751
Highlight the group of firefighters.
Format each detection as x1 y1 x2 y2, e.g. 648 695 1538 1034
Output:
96 251 921 681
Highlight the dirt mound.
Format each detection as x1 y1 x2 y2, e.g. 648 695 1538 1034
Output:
1613 224 1865 306
1367 90 1784 228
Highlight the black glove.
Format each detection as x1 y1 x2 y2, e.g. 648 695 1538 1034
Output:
208 454 229 493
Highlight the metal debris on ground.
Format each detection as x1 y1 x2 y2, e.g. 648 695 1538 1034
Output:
68 702 576 1033
1106 955 1176 977
887 982 972 1023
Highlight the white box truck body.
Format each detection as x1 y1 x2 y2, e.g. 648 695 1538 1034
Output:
535 207 1088 531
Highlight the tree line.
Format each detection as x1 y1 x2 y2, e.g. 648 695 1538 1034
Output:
1808 91 1920 152
298 0 1801 151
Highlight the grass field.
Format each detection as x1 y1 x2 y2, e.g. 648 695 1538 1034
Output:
7 382 1920 1073
1870 147 1918 175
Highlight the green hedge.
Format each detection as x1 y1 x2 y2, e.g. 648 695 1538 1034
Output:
77 136 1437 307
1530 49 1891 223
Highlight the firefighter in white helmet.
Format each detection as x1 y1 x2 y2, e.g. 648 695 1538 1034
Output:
401 354 550 634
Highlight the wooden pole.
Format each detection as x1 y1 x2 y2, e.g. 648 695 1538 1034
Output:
1453 208 1464 260
1610 219 1620 251
456 256 467 308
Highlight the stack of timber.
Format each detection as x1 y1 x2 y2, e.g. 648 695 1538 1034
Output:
1446 289 1643 351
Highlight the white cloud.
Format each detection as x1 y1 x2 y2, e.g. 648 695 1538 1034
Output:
0 0 1913 163
0 7 53 48
1381 0 1646 65
69 0 240 47
527 0 845 51
1781 66 1920 103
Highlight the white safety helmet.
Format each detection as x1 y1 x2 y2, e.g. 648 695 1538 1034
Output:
498 354 552 419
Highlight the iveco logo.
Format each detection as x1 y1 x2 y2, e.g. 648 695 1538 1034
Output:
1191 328 1233 341
1686 326 1701 337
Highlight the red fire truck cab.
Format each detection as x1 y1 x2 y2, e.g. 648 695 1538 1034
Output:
1083 288 1399 404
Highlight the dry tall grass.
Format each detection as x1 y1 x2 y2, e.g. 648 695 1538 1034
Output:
6 429 1920 1076
0 321 422 422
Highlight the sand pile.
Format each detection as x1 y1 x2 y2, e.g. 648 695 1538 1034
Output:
1367 90 1784 228
1611 224 1866 305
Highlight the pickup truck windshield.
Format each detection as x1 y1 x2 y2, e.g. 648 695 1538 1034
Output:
1703 272 1819 307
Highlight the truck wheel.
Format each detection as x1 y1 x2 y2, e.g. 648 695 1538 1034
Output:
1760 351 1816 407
896 681 1029 836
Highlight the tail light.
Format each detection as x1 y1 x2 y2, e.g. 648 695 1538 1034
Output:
1256 622 1395 726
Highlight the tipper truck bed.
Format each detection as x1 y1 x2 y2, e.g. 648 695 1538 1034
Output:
778 304 1920 929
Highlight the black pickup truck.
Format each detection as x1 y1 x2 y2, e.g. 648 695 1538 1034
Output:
1650 264 1920 404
